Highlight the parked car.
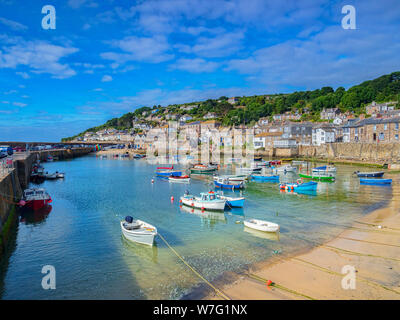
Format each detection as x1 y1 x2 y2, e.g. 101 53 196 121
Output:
0 145 13 158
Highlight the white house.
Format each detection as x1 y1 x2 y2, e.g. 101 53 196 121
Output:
333 117 343 125
273 139 297 148
312 127 336 146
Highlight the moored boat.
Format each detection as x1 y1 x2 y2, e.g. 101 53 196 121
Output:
279 180 318 192
214 177 245 189
155 166 182 177
216 192 245 208
355 171 384 178
20 188 52 211
180 191 226 211
243 219 280 233
235 167 262 174
312 165 336 173
120 216 157 246
168 175 190 183
360 178 392 185
299 172 335 182
190 164 217 174
276 165 297 173
251 174 280 182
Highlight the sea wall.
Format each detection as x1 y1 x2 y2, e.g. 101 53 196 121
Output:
0 169 22 257
31 147 93 161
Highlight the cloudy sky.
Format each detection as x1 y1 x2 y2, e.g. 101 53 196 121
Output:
0 0 399 141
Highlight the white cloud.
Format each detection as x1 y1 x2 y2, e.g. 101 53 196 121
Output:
16 71 30 79
0 17 28 31
169 58 218 73
12 102 27 107
0 39 79 79
101 35 173 64
101 75 113 82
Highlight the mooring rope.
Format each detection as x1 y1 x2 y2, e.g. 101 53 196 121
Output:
157 232 231 300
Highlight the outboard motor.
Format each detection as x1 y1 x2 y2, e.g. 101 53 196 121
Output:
125 216 133 223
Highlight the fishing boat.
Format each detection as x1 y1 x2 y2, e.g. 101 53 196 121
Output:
180 191 226 211
251 174 280 182
190 164 217 174
243 219 280 233
312 165 337 173
155 166 182 177
213 175 246 185
360 178 392 185
299 172 335 182
20 188 52 211
120 216 157 246
354 171 384 178
276 165 297 173
214 177 245 189
279 180 318 192
168 175 190 183
216 192 245 208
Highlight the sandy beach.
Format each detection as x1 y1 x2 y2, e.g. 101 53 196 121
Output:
205 185 400 300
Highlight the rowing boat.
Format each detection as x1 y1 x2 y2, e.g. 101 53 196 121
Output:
251 174 280 182
355 171 384 178
214 177 245 189
243 219 280 233
120 216 157 246
168 175 190 183
360 178 392 185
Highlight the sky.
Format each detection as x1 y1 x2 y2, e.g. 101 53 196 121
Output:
0 0 399 141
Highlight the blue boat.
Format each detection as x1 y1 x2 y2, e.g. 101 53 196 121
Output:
280 181 318 192
355 171 384 178
155 166 182 177
214 177 244 190
217 194 245 208
251 174 280 182
360 178 392 185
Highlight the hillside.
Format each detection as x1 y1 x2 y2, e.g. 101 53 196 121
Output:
62 71 400 141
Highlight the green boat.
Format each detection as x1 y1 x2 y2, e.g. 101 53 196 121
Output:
190 164 217 174
299 173 335 182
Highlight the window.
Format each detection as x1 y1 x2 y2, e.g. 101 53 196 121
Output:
396 123 399 130
379 133 384 140
395 134 399 140
373 125 377 131
384 124 388 130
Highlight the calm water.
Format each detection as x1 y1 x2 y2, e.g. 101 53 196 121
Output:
0 155 397 299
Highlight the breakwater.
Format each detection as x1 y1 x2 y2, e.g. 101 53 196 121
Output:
30 147 93 161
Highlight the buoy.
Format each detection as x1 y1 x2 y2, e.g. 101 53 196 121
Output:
179 199 182 203
151 179 154 183
266 280 273 286
191 203 194 207
201 207 205 211
171 196 174 202
19 200 26 206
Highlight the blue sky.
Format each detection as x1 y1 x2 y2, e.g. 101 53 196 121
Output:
0 0 399 141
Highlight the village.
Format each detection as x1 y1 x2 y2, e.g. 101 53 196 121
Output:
76 99 400 154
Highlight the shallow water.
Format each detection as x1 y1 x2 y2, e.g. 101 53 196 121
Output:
0 156 397 299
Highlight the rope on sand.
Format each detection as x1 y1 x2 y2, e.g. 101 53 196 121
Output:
157 233 231 300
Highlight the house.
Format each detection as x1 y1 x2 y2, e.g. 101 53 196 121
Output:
227 97 239 104
201 120 221 132
366 101 396 115
179 114 193 122
273 139 297 148
333 117 344 125
182 104 198 111
312 126 336 146
320 108 341 120
254 132 283 149
258 117 269 126
204 112 217 119
281 122 313 146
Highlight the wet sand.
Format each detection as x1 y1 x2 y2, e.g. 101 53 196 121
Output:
205 188 400 300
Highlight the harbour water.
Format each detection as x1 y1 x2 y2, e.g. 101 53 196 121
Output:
0 155 395 299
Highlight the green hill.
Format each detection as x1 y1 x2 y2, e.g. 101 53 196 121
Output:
62 71 400 141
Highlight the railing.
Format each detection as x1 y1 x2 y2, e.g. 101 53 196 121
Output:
0 156 14 178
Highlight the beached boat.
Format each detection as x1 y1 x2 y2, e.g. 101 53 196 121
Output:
21 188 52 211
312 165 337 173
360 178 392 185
190 164 217 174
216 192 245 208
155 166 182 177
299 172 335 182
120 216 157 246
279 181 318 192
168 175 190 183
214 177 245 189
251 174 280 182
244 219 280 233
276 165 297 173
180 191 226 211
355 171 384 178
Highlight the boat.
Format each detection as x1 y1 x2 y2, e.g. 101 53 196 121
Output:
133 154 144 159
292 160 308 166
20 188 52 211
236 167 262 174
155 166 182 177
214 177 245 189
354 171 384 178
46 155 54 162
216 192 245 208
120 216 157 246
216 174 249 182
312 165 337 173
190 164 217 174
268 160 281 166
251 174 280 182
299 172 335 182
254 157 263 161
213 175 245 185
168 175 190 183
360 178 392 185
276 165 297 173
243 219 280 233
279 180 318 192
281 158 293 162
56 172 65 178
44 172 58 180
180 191 226 211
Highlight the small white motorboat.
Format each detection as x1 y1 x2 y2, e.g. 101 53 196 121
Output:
180 191 226 211
312 165 336 173
168 175 190 183
276 165 297 173
243 219 280 233
120 216 157 246
56 172 65 178
44 172 58 179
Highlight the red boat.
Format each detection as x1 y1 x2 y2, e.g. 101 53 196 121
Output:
21 188 52 211
269 160 281 165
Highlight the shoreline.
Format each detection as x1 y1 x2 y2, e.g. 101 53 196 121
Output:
201 185 400 300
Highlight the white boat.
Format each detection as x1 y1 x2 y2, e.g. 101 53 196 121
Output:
44 172 58 179
168 175 190 183
120 217 157 246
276 165 297 173
243 219 280 233
214 174 248 182
180 191 226 211
213 175 244 185
312 165 336 173
236 167 262 174
56 172 65 178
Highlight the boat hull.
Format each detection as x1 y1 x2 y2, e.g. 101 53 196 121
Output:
244 220 279 233
225 198 245 208
180 196 226 211
214 180 244 189
360 178 392 185
251 175 279 182
25 199 50 211
120 222 157 246
356 172 384 178
299 173 335 182
156 171 182 177
190 168 216 174
169 177 190 183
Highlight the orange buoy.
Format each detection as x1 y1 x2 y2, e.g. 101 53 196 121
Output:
179 199 182 203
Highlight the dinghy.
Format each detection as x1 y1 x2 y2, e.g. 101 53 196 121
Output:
120 216 157 246
168 175 190 183
216 192 245 208
360 178 392 185
251 174 279 182
355 171 384 178
299 172 335 182
244 219 280 233
180 191 226 211
280 181 318 192
213 175 245 185
190 164 217 174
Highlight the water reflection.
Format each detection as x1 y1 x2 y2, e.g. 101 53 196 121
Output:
19 205 52 225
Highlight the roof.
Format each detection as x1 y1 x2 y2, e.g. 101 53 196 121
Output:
255 132 283 137
342 116 400 128
201 120 221 125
